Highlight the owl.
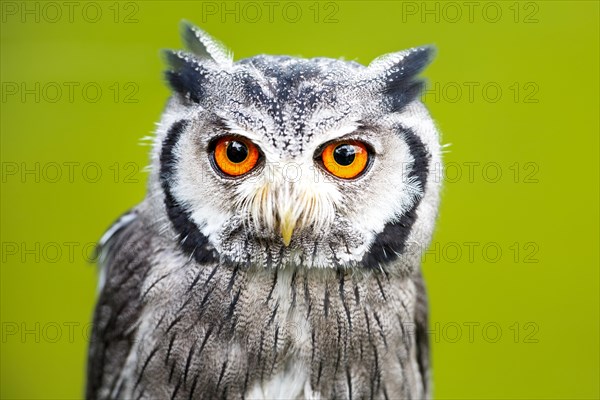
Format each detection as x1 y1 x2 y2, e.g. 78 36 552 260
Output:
87 22 442 400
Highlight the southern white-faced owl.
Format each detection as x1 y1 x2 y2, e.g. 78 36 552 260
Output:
87 22 442 400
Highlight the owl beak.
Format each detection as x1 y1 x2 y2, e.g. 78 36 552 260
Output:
279 209 297 247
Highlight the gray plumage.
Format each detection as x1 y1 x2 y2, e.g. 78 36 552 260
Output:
87 22 442 400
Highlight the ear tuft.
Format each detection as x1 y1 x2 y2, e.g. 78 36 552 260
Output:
180 20 233 66
369 46 435 112
369 46 434 76
162 50 208 103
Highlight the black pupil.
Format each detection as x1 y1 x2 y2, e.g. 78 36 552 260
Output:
333 144 356 166
227 141 248 163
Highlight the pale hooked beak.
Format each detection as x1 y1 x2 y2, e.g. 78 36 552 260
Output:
279 208 297 247
253 171 331 247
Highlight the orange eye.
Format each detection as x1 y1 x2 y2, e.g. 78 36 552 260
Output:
320 140 370 179
213 136 260 176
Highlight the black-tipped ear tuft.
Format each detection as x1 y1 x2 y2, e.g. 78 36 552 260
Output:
386 78 427 113
162 50 208 103
180 20 232 65
371 46 435 112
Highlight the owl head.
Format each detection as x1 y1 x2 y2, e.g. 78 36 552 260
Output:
147 22 442 274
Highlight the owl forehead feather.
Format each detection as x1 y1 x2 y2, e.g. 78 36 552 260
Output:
165 21 434 122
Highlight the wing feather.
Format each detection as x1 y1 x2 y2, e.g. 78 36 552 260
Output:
414 271 431 398
86 209 153 400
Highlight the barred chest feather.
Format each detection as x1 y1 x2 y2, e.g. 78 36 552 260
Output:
111 250 426 400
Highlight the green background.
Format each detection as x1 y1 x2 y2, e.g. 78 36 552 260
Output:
1 1 598 398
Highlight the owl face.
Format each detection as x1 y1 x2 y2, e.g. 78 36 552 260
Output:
150 23 441 272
